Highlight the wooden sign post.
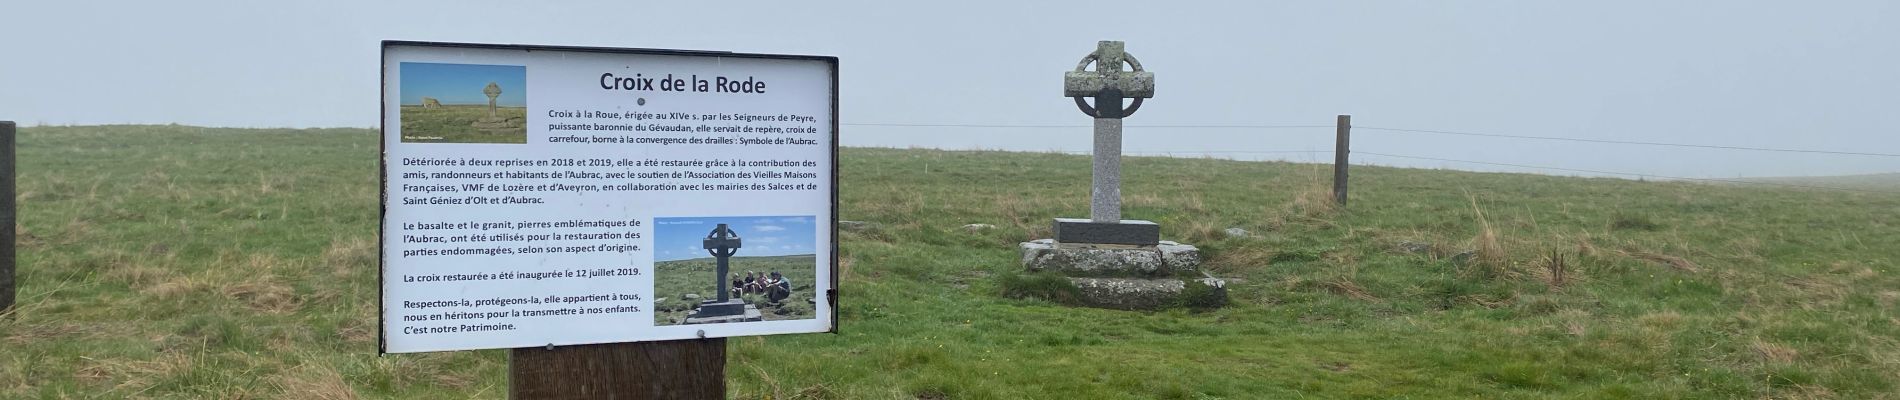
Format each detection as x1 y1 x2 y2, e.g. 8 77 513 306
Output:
509 339 726 399
1334 115 1351 206
1 121 14 315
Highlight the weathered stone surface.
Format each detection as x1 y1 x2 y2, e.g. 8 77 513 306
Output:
1063 41 1155 98
1066 276 1225 310
1224 227 1250 238
1396 241 1433 254
1021 239 1163 275
962 223 995 232
1157 241 1201 272
838 220 876 232
1449 250 1476 266
1068 277 1181 310
683 304 763 325
1053 218 1159 245
1090 118 1124 222
689 299 745 317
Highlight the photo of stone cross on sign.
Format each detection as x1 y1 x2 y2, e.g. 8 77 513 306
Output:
685 223 764 324
1059 40 1158 245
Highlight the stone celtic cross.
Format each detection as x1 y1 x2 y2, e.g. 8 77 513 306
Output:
703 224 742 303
1064 41 1154 223
482 82 502 117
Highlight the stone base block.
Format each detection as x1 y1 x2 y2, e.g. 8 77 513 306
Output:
685 301 763 325
1068 275 1227 310
1021 239 1200 276
1157 240 1202 269
1053 218 1160 245
688 300 749 318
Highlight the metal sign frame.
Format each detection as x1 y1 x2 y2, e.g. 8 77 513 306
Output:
377 40 840 354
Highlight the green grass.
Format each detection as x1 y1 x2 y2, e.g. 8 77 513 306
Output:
654 255 821 325
399 105 527 144
3 125 1898 398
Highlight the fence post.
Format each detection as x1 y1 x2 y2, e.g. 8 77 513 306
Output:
1333 115 1350 206
2 121 15 315
509 338 727 399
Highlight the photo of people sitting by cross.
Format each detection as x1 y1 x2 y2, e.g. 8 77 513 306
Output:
731 270 794 303
652 216 820 326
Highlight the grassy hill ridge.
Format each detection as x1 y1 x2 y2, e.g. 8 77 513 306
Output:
2 125 1897 398
1739 172 1900 191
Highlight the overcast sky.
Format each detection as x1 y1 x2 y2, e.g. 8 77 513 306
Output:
3 1 1895 178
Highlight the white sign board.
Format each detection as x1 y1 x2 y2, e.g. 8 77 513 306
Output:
379 41 837 353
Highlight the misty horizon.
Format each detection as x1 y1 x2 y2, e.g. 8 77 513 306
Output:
3 1 1896 179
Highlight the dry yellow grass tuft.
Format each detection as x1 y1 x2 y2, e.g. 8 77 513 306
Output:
1751 339 1800 364
1281 183 1340 222
321 236 376 279
142 276 211 300
1573 235 1599 258
336 317 377 345
1320 278 1382 303
1206 245 1276 274
1782 276 1848 308
102 258 175 289
993 194 1031 232
1555 310 1590 337
1622 251 1701 273
1527 250 1576 290
1465 192 1512 279
225 273 302 314
1177 219 1226 244
97 351 193 396
272 363 361 400
1637 310 1685 330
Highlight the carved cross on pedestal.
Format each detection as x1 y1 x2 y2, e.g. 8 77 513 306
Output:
703 224 742 303
1064 41 1155 223
482 82 503 118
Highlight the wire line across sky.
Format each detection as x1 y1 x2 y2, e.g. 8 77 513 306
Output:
844 121 1900 158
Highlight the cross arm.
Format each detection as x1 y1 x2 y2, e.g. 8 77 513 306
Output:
1064 71 1155 98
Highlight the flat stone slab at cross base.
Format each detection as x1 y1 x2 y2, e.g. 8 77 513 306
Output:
684 302 764 325
1067 275 1227 310
1053 218 1160 246
1021 239 1200 276
689 299 749 318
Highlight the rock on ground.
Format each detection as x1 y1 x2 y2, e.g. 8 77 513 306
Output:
839 220 877 232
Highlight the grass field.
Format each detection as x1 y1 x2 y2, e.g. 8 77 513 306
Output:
398 105 526 144
3 125 1898 398
653 255 821 325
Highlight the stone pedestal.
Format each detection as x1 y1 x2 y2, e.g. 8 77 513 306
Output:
1025 41 1219 310
1053 218 1159 245
1068 276 1227 310
1018 239 1226 310
684 300 763 325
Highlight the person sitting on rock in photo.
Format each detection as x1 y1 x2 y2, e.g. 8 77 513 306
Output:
729 273 746 299
744 271 766 294
767 271 792 303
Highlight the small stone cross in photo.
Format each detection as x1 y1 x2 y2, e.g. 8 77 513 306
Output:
482 82 503 117
703 224 743 303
